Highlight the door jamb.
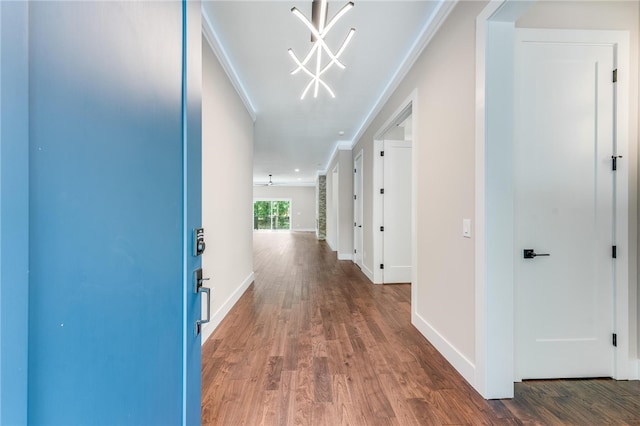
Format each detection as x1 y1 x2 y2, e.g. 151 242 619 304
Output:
353 150 364 269
372 90 417 288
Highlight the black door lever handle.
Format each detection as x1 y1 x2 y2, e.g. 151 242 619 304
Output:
523 249 550 259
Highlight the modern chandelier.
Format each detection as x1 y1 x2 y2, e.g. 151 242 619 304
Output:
288 0 355 100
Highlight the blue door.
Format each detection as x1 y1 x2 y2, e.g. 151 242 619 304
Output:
23 1 202 424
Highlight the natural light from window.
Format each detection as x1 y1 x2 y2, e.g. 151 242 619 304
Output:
253 200 291 231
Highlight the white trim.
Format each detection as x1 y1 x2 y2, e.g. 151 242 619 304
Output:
412 311 476 386
350 1 457 148
291 228 316 233
353 149 364 270
475 0 522 399
474 0 495 400
338 252 353 261
200 271 255 345
372 138 384 284
201 6 257 122
327 239 337 252
361 264 375 283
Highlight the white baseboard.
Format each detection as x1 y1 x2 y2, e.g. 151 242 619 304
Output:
338 252 353 261
292 228 316 232
361 264 374 282
327 240 336 251
412 310 476 387
627 359 639 380
201 271 254 345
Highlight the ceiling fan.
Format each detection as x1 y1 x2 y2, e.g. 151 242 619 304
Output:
256 174 276 186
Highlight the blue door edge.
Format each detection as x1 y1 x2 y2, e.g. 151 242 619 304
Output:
0 2 29 425
182 1 203 424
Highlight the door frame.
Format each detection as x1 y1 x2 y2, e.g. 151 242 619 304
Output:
372 90 417 287
353 150 364 269
475 0 634 398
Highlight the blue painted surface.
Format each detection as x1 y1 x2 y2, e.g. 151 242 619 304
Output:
27 2 201 424
183 1 203 424
0 3 29 425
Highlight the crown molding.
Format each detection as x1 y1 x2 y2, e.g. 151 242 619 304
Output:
202 6 257 122
319 140 352 175
349 0 458 148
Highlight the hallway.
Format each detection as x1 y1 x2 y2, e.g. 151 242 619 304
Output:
201 232 640 425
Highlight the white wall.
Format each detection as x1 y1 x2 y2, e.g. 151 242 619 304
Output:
355 0 485 375
201 36 254 343
253 185 316 231
351 0 639 395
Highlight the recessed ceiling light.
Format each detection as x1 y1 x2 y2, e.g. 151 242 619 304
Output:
338 131 345 136
295 168 300 172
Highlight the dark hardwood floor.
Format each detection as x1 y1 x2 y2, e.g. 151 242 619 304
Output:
202 232 640 425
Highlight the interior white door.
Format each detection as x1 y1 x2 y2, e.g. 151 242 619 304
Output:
382 140 412 283
515 32 615 379
354 154 363 268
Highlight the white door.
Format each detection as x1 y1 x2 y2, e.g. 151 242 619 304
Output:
354 153 363 268
382 140 412 283
515 32 615 379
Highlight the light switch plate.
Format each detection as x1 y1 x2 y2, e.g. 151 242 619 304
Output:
463 219 471 238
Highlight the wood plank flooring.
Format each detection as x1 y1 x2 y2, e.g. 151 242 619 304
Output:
202 232 640 425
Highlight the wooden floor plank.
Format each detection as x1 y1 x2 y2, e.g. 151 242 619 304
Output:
202 232 640 425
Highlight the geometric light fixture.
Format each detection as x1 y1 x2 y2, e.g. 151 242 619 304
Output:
288 0 355 99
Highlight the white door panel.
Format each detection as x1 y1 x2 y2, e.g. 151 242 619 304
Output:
383 140 412 283
515 34 615 379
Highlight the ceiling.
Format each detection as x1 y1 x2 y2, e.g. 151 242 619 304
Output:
202 1 448 186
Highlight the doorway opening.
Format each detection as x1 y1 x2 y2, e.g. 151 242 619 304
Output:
476 1 632 398
372 94 415 285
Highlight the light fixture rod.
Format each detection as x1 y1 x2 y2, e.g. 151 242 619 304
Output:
311 0 328 42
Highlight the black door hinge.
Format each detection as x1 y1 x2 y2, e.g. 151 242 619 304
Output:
380 263 384 269
380 226 384 232
612 155 622 171
354 222 357 227
354 195 357 200
354 168 357 173
354 249 357 253
612 246 617 258
613 333 617 347
380 188 384 194
380 151 384 157
613 69 618 83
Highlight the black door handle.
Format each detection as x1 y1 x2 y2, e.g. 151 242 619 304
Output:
524 249 550 259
